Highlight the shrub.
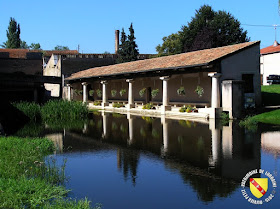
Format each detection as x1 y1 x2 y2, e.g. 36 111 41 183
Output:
239 116 258 131
111 89 117 97
139 88 146 97
151 89 159 98
177 86 186 96
112 102 125 108
179 106 187 112
179 105 195 113
93 101 101 106
120 89 127 97
12 101 41 122
142 103 154 109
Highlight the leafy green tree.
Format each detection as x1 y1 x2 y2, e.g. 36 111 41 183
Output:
3 17 21 48
20 40 29 49
156 5 250 55
54 45 69 50
29 43 41 50
117 23 139 63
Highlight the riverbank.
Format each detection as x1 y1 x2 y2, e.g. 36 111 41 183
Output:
0 136 93 208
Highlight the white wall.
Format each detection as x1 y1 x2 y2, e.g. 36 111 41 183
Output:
260 53 280 85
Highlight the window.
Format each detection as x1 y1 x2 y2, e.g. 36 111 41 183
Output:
242 74 254 93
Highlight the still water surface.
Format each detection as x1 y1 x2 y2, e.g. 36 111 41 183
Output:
27 112 280 208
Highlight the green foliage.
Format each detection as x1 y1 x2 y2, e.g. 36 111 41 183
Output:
117 23 139 63
12 101 41 122
250 109 280 125
89 90 94 97
179 105 195 113
30 43 41 50
41 100 88 121
156 33 182 56
0 137 92 208
139 88 146 97
96 89 102 98
54 45 70 50
195 85 204 97
111 89 117 97
151 89 159 98
20 40 29 49
142 116 154 123
112 102 125 108
142 103 154 109
179 106 187 112
156 5 249 55
120 89 127 97
2 17 21 48
93 101 102 106
239 116 258 131
74 89 83 96
14 122 44 137
177 86 186 96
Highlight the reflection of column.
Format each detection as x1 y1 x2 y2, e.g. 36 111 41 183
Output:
208 73 221 108
126 79 135 109
102 112 108 139
160 76 171 114
82 82 88 103
101 81 109 107
83 123 88 134
161 116 169 156
209 120 221 166
45 133 63 153
66 84 71 101
222 121 233 159
127 113 134 145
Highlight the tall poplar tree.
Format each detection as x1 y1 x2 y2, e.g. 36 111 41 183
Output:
3 17 21 48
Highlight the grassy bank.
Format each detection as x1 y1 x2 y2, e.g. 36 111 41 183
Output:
0 137 93 208
12 100 88 122
250 109 280 125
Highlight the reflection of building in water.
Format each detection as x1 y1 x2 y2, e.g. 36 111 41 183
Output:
261 131 280 156
45 133 63 153
117 148 140 186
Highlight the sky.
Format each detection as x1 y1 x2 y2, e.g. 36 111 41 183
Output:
0 0 279 54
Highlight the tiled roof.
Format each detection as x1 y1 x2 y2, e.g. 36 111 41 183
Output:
0 48 41 58
67 41 259 81
44 50 79 56
260 43 280 55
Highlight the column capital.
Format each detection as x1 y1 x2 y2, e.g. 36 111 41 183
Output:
160 76 171 81
208 73 222 78
100 80 108 85
126 79 134 83
81 82 87 86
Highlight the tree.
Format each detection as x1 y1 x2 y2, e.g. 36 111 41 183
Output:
3 17 21 48
117 23 139 63
29 43 41 50
156 5 250 56
54 45 69 50
20 40 29 49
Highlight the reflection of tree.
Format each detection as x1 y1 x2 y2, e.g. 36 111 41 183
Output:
117 149 140 186
165 161 238 203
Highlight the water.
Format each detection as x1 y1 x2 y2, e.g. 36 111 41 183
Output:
20 112 280 208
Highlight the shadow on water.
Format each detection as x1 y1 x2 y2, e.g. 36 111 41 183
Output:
13 111 279 207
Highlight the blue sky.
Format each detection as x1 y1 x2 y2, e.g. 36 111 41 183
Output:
0 0 279 54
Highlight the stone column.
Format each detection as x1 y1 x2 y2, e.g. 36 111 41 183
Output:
66 84 71 101
101 81 109 107
82 82 88 103
160 76 171 114
126 79 135 109
208 73 222 108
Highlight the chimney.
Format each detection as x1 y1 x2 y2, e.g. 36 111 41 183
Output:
115 30 120 54
273 40 279 47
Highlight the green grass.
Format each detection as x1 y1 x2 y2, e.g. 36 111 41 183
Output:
0 137 94 208
12 101 41 122
261 84 280 106
251 109 280 125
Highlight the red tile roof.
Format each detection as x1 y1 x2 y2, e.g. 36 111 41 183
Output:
67 41 260 81
0 48 41 58
260 43 280 55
